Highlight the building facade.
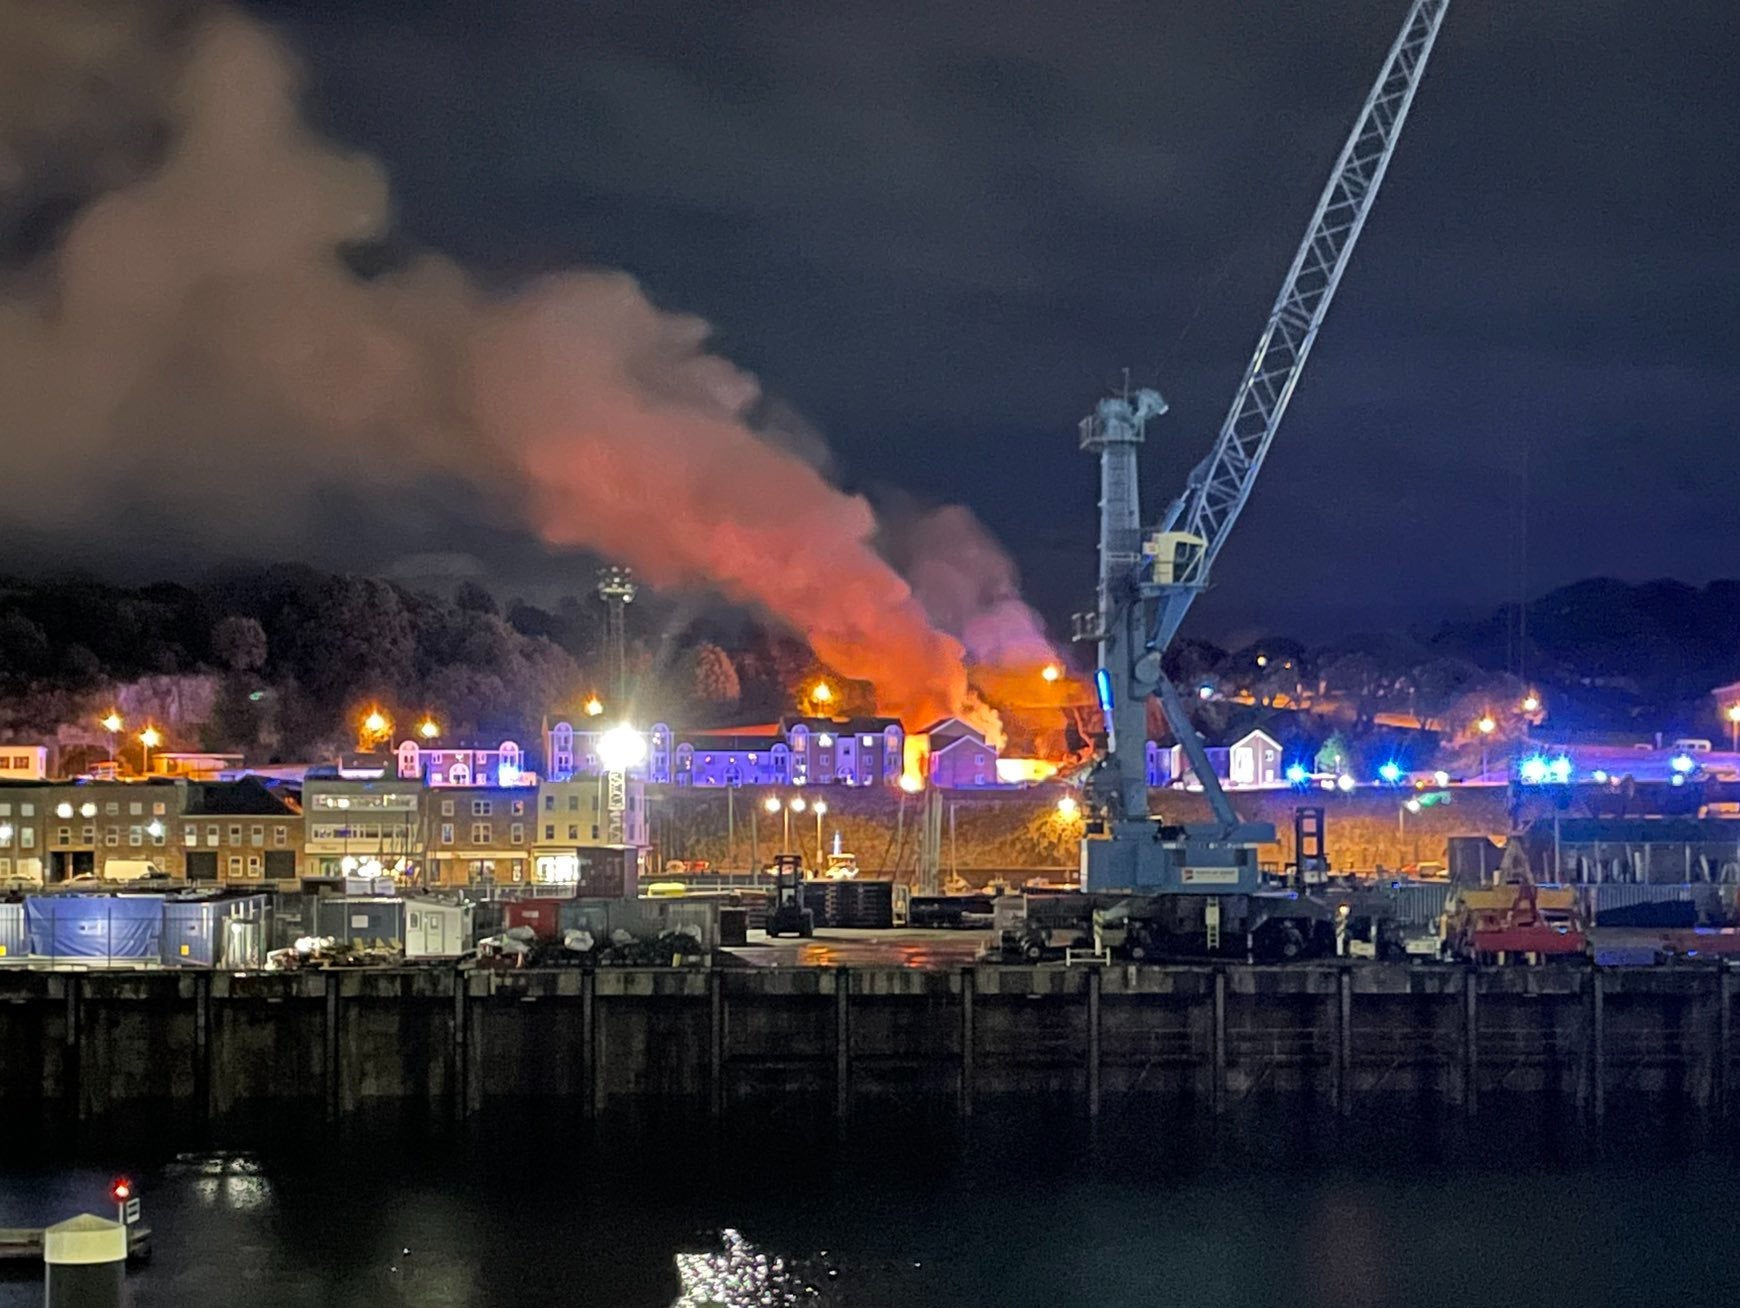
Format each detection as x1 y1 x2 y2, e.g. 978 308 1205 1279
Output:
30 781 181 881
180 778 301 884
542 716 912 789
302 775 423 880
531 778 649 892
423 784 537 886
395 738 531 788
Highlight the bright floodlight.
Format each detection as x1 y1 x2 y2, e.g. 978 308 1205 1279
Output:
1432 770 1450 787
899 773 924 794
1670 753 1695 775
1336 774 1356 793
789 797 806 813
1285 763 1309 785
597 724 647 772
811 681 833 704
1041 664 1062 683
1728 704 1740 724
417 718 440 739
1519 756 1550 785
1548 757 1573 784
1404 799 1422 814
763 795 782 813
146 820 164 838
1057 795 1080 819
1522 694 1541 714
813 801 828 816
1477 715 1496 735
583 695 605 717
1592 769 1609 784
100 711 123 733
1377 761 1403 784
139 726 162 749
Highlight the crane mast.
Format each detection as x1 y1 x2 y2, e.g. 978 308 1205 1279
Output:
1079 0 1450 893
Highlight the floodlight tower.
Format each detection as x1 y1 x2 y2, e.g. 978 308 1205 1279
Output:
596 565 637 703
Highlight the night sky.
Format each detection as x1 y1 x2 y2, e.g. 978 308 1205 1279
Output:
21 1 1740 644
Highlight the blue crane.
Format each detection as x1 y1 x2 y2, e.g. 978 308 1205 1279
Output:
1078 0 1452 898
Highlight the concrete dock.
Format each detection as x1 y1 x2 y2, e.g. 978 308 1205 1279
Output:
0 960 1732 1122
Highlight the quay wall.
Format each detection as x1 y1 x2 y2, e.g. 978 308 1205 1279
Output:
0 963 1733 1123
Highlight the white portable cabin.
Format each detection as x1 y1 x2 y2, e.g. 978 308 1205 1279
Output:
404 899 474 959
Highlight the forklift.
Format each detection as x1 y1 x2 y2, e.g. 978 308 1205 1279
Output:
764 852 814 938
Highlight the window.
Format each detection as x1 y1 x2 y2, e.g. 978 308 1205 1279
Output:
105 802 119 816
511 800 525 817
440 823 454 844
472 800 492 817
130 801 143 816
129 826 142 847
471 823 491 844
183 826 198 846
228 824 242 844
152 829 165 847
56 828 70 845
544 824 555 840
510 823 524 844
567 794 580 811
567 824 578 840
228 856 242 877
20 829 32 848
153 802 166 816
441 799 454 816
20 804 32 817
82 825 95 843
106 830 120 847
247 855 262 876
274 827 287 847
207 825 220 846
544 795 555 812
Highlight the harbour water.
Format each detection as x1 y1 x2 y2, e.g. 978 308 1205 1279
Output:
0 1103 1735 1307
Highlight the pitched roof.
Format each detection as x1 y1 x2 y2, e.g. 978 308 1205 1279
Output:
182 776 299 817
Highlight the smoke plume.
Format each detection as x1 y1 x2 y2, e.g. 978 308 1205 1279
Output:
0 3 1059 733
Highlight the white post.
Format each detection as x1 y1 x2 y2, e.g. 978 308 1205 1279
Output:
43 1214 127 1308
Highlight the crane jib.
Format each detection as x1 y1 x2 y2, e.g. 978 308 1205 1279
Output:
1079 0 1451 842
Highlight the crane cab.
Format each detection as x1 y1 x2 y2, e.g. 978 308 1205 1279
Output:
1143 532 1205 586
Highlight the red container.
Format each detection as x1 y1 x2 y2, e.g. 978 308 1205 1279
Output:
504 898 565 942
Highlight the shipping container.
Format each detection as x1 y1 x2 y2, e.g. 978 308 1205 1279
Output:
504 898 566 942
26 895 165 962
405 900 473 959
0 902 25 960
315 896 406 947
1386 881 1453 928
160 896 271 967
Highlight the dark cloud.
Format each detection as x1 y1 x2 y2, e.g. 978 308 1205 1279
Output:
15 0 1740 645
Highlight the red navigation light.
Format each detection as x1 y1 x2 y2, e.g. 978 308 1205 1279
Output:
110 1178 132 1203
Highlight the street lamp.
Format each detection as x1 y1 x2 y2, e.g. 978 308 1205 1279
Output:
1727 703 1740 753
1521 694 1541 714
1057 795 1080 819
1041 664 1062 684
1476 715 1496 781
583 695 605 718
812 800 828 861
100 711 123 768
138 726 161 775
417 718 440 740
811 682 833 706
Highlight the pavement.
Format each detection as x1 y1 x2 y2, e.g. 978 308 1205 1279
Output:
724 927 989 969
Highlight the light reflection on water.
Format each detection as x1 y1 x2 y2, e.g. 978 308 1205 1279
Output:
0 1108 1735 1308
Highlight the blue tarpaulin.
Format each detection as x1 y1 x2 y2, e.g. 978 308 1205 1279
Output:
26 896 164 960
